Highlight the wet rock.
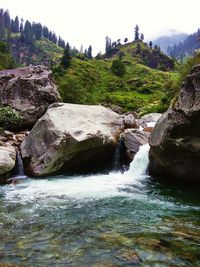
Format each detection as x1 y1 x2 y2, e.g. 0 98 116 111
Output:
122 129 149 160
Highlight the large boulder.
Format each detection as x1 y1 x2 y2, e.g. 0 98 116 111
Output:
21 103 123 176
0 145 16 183
0 65 61 129
149 65 200 181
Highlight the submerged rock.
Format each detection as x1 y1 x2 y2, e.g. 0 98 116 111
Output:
0 145 16 183
0 65 61 129
21 103 123 176
149 65 200 181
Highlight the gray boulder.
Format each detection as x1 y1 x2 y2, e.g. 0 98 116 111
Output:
0 65 61 128
0 145 16 183
21 103 123 176
149 65 200 181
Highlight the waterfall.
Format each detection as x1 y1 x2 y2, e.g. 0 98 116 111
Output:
113 137 124 171
126 143 150 178
5 144 150 201
15 151 26 178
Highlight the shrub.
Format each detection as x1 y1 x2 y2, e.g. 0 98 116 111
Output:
111 59 126 77
0 106 22 129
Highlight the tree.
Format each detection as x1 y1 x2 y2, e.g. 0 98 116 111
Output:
4 10 10 28
111 59 126 77
134 25 139 41
20 19 23 32
87 45 92 59
61 43 71 69
136 43 141 53
32 23 42 40
10 19 15 32
58 37 65 48
124 37 128 44
140 33 144 41
42 26 49 38
23 20 34 45
105 36 112 55
117 39 121 45
14 16 19 32
149 41 153 49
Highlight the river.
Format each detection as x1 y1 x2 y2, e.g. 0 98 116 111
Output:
0 144 200 266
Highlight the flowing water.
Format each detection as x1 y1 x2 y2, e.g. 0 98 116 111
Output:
0 145 200 266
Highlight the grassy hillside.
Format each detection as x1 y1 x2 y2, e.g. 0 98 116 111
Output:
106 41 175 71
55 55 179 115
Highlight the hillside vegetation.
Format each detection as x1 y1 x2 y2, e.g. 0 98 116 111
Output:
55 42 178 115
109 41 175 71
0 41 15 70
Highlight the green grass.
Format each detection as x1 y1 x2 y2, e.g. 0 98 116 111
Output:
36 38 63 64
55 56 179 115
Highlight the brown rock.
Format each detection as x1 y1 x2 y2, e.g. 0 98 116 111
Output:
143 127 154 133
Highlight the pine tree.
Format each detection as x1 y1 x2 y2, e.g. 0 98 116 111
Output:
61 43 71 69
42 26 49 38
4 10 10 28
105 36 112 55
87 45 92 59
0 9 5 39
140 33 144 41
149 41 153 49
134 25 139 41
14 16 19 32
20 20 23 32
24 20 34 45
124 37 128 44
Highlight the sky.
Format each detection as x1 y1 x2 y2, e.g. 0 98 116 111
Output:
1 0 200 55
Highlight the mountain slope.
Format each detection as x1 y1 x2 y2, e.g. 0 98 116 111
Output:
168 29 200 60
9 35 63 66
107 41 175 71
153 33 188 54
0 8 64 66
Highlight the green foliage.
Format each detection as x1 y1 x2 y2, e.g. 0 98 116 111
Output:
54 56 178 115
111 59 126 77
177 52 200 84
0 41 15 70
61 43 71 69
0 106 22 129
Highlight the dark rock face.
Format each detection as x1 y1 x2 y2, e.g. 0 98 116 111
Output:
149 65 200 181
0 65 61 129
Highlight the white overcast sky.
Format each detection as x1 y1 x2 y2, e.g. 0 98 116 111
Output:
1 0 200 54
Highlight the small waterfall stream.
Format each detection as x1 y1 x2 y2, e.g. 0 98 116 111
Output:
13 150 26 179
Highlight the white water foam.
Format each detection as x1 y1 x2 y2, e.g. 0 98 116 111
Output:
2 144 150 203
